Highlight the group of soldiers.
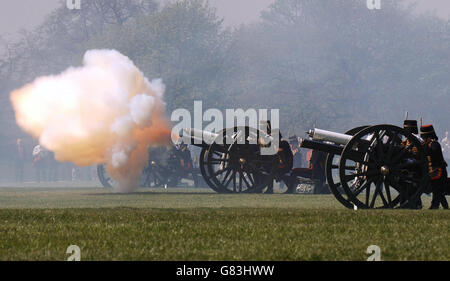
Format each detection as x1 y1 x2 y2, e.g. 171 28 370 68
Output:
14 140 59 183
14 139 93 183
261 121 327 194
146 142 200 187
402 120 448 209
262 119 449 209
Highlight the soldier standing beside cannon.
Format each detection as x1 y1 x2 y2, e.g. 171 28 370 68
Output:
256 121 293 194
400 119 423 208
177 142 199 187
289 136 303 169
15 138 26 183
32 144 47 183
270 132 294 193
420 125 448 209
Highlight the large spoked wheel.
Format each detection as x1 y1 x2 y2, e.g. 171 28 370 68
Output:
339 125 428 209
325 126 369 209
97 163 165 188
97 164 115 188
206 126 277 193
199 147 222 192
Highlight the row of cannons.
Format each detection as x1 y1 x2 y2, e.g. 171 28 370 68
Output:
97 123 449 209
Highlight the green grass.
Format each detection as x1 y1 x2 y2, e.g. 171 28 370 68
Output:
0 187 448 260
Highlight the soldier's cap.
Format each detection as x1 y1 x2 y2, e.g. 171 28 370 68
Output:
403 120 418 134
420 124 438 140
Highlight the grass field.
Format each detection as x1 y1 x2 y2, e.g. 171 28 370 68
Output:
0 185 448 261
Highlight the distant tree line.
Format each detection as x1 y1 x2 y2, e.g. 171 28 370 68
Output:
0 0 449 161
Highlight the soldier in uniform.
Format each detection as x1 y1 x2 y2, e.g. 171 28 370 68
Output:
400 119 423 208
264 132 294 194
420 125 448 209
15 139 26 183
32 144 47 183
257 121 293 194
289 135 303 168
177 142 198 187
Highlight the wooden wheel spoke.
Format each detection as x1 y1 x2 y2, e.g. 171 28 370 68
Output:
378 184 389 207
343 169 377 182
384 179 392 204
232 171 237 191
224 170 236 188
214 166 231 177
210 158 230 164
365 183 371 206
220 168 233 186
343 172 366 182
357 160 376 167
375 132 385 159
247 173 255 186
370 180 382 208
386 176 402 191
353 180 372 197
238 171 243 191
240 171 252 188
212 151 223 157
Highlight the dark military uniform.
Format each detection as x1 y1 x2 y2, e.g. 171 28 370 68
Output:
178 145 193 172
289 135 303 168
400 120 422 208
421 125 448 209
277 139 293 175
401 120 420 152
265 135 293 194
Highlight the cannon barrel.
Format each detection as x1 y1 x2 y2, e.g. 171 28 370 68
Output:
307 128 352 145
180 128 219 147
300 138 343 155
181 127 277 147
300 138 365 161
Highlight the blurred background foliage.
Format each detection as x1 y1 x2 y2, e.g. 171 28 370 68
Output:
0 0 449 158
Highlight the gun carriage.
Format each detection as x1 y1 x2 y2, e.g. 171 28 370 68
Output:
182 124 431 209
300 124 429 209
181 126 279 194
97 145 202 188
98 122 435 209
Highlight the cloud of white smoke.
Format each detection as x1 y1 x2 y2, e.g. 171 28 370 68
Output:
10 49 171 192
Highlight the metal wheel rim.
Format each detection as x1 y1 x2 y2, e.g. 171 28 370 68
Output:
339 125 428 209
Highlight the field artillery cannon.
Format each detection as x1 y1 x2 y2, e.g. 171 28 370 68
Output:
300 125 430 209
98 122 434 209
181 126 279 193
97 145 202 188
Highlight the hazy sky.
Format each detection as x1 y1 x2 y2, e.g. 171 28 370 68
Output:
0 0 449 40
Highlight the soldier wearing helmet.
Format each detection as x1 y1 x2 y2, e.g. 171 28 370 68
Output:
420 125 448 209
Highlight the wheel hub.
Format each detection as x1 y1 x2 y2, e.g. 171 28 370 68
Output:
380 165 390 175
